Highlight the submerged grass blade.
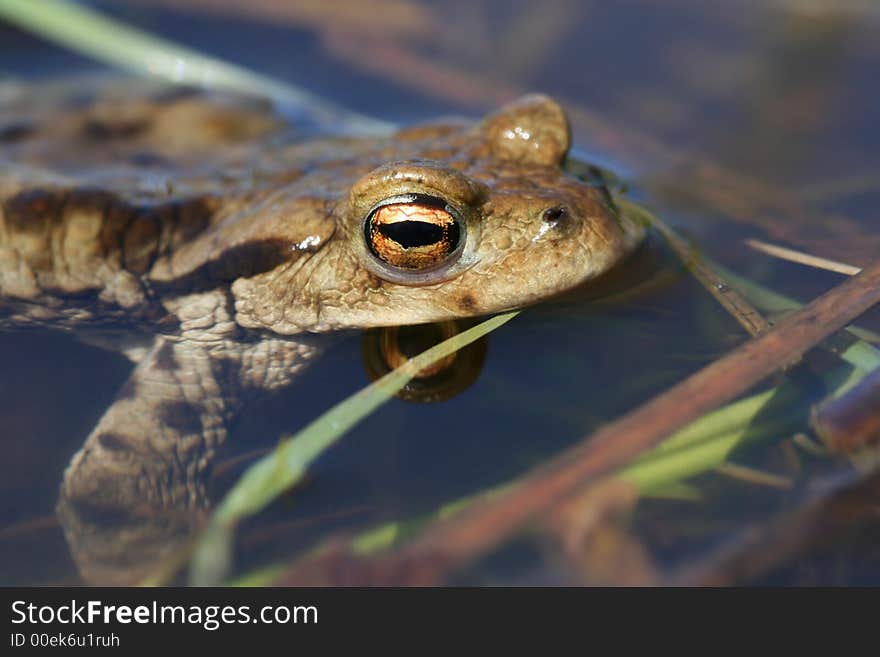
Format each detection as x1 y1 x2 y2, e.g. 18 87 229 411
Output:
229 358 869 584
711 259 880 349
189 311 518 585
619 197 770 338
214 312 517 526
0 0 391 134
619 197 880 364
618 365 861 493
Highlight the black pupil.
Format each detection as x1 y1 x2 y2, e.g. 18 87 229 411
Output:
378 220 459 250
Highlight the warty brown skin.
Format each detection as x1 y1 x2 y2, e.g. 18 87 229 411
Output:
0 78 643 583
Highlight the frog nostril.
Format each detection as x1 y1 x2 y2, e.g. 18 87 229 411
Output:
542 205 568 223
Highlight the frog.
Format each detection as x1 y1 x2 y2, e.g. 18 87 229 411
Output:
0 76 644 584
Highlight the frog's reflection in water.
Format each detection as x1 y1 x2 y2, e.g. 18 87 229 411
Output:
61 321 488 584
362 320 488 403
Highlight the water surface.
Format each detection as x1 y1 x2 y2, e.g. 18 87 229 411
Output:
1 0 879 585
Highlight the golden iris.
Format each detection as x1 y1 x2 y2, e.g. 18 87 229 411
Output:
365 195 461 270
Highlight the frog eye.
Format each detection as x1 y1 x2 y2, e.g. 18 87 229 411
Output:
364 194 464 271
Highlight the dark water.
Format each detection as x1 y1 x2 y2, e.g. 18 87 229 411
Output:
1 0 879 585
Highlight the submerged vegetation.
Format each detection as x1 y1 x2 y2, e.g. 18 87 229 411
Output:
1 0 879 585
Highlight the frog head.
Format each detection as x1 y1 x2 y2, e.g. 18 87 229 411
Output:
231 95 644 333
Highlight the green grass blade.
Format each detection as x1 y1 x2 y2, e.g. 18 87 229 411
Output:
227 563 286 587
189 311 518 585
619 364 862 493
0 0 392 134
